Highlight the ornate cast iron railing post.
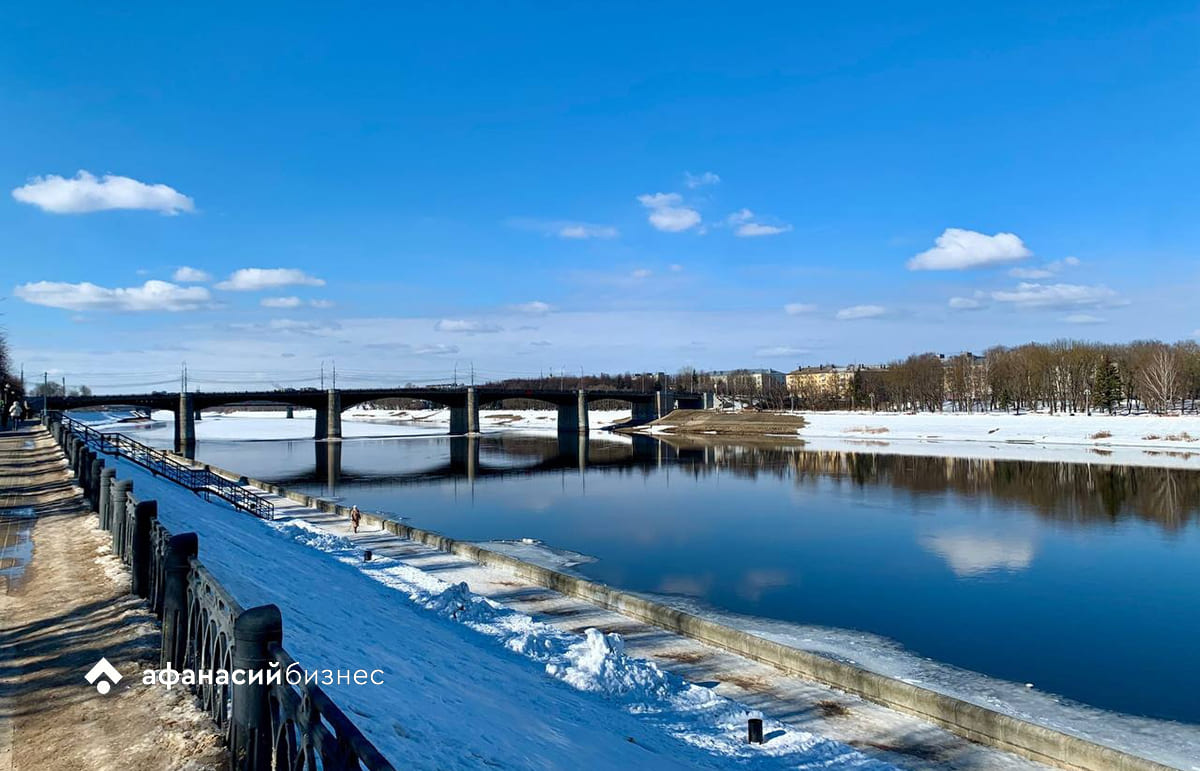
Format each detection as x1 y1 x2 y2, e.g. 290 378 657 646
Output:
110 479 132 558
99 468 116 530
161 532 198 671
131 500 157 598
232 604 283 771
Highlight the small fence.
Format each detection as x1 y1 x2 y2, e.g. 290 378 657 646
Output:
49 414 393 771
57 412 274 520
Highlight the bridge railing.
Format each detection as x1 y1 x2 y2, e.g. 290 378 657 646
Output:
46 413 395 771
56 412 274 520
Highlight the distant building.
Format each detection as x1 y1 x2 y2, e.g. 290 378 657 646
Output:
707 369 786 394
786 364 856 396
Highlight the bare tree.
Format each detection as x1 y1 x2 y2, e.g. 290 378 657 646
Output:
1137 345 1180 414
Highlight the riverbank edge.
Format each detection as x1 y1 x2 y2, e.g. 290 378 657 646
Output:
188 454 1176 771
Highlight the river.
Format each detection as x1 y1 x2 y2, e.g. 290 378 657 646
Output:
118 415 1199 732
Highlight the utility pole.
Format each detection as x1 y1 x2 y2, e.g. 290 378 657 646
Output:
332 360 337 389
42 372 47 418
321 361 325 390
470 362 474 387
62 376 66 397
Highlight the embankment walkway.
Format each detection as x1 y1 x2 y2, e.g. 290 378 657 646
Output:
0 422 225 771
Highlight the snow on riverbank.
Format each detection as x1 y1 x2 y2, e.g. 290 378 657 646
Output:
793 411 1200 469
343 407 633 432
106 455 890 770
130 409 632 442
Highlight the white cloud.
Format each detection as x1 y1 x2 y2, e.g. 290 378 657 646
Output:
669 264 683 272
15 279 211 312
737 222 793 237
836 304 886 320
637 192 701 232
12 170 194 215
1008 267 1054 279
631 268 652 279
558 223 619 239
990 282 1120 309
309 299 335 309
261 296 302 308
907 228 1032 270
728 208 792 237
948 297 983 310
172 266 211 283
511 301 552 314
784 303 817 315
507 218 618 240
215 268 326 291
755 345 810 357
434 319 502 334
684 171 720 189
1009 256 1082 279
1064 313 1104 324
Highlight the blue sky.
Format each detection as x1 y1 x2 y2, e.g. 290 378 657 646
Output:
2 2 1198 390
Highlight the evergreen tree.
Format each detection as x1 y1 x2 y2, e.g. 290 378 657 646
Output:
1094 356 1122 414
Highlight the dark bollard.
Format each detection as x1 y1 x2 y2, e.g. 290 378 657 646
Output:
79 448 91 489
161 533 198 670
363 550 373 562
131 500 158 598
747 716 764 744
98 468 116 529
111 479 133 559
232 604 283 771
89 457 104 509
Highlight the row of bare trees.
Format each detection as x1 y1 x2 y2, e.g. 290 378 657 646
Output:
839 340 1200 415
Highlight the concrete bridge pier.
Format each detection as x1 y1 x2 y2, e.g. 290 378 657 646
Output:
556 390 589 434
449 387 479 436
656 391 677 417
286 405 294 419
632 401 659 424
315 390 342 440
176 393 196 454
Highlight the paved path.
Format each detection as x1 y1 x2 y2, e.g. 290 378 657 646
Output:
0 422 225 771
266 495 1046 771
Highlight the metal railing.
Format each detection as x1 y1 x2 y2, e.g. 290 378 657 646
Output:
57 412 274 520
50 413 394 771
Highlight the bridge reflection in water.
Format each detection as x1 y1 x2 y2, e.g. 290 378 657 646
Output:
304 434 688 495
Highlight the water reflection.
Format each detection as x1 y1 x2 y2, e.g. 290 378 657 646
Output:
291 434 1200 532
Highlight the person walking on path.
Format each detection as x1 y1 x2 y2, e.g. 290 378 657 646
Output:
350 504 362 533
7 399 20 429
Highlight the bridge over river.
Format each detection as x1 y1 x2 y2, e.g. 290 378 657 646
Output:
38 386 710 450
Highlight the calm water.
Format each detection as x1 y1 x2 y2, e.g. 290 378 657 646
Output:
154 428 1200 725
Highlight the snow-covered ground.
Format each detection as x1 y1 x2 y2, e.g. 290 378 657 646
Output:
104 454 892 770
343 407 633 432
792 411 1200 469
114 409 634 443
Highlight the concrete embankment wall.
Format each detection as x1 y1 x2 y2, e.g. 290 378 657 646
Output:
198 458 1176 771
